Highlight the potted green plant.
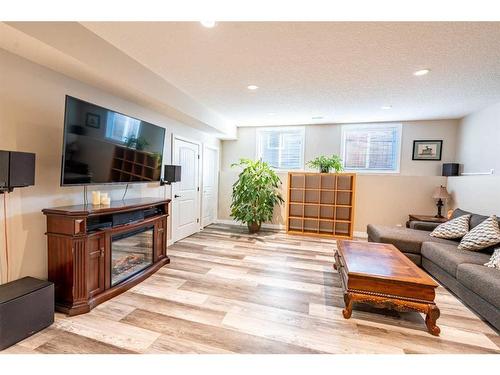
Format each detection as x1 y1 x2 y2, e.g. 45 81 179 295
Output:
230 158 284 233
307 154 344 173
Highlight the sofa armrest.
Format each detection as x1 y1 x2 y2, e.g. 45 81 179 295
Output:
409 221 441 231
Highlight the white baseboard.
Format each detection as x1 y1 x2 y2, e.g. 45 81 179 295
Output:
353 231 368 239
214 219 285 230
215 219 368 238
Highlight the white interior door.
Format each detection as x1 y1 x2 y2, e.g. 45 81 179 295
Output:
172 137 200 242
202 146 219 227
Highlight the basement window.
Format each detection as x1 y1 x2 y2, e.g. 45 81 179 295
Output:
341 123 402 173
256 127 305 170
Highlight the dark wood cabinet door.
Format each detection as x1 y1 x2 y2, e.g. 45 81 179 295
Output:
87 234 105 298
156 217 167 260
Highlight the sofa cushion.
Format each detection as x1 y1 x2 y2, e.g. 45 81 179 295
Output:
421 241 491 277
458 215 500 251
451 208 500 229
485 249 500 269
367 224 458 255
430 214 470 239
457 263 500 309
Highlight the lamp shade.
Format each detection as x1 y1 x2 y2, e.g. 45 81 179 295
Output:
432 185 450 200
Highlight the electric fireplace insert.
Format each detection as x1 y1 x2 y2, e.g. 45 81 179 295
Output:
111 225 154 286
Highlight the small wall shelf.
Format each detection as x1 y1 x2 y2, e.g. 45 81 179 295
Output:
286 172 356 239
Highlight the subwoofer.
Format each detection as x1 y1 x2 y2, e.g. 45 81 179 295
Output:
0 277 54 350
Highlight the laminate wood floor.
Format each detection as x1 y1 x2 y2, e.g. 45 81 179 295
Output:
3 224 499 354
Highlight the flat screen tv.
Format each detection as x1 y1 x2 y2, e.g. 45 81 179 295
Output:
61 96 166 186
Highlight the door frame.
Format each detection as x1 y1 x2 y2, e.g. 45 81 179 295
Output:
171 134 202 242
201 144 220 228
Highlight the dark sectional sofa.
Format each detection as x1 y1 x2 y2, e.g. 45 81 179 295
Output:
367 208 500 331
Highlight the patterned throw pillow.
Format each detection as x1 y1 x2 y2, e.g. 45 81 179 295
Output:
458 215 500 251
430 214 471 239
484 249 500 270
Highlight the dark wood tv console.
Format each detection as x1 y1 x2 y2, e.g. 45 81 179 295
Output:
42 198 171 316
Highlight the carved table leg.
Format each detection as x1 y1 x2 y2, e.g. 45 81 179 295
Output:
342 293 353 319
425 304 441 336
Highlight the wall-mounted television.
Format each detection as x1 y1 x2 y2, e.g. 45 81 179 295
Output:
61 96 166 186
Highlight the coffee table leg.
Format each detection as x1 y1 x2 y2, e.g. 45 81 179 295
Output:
342 293 353 319
425 304 441 336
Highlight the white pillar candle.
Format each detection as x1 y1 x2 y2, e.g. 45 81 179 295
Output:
100 193 109 204
91 191 101 205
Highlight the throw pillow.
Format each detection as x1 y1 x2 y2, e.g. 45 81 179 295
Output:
484 249 500 270
458 215 500 251
430 214 471 239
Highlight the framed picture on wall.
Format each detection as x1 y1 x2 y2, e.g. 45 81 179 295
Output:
86 113 100 129
412 140 443 160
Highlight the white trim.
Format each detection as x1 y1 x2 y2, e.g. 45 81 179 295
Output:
353 231 368 239
215 219 367 239
256 126 305 171
215 219 285 230
340 123 402 174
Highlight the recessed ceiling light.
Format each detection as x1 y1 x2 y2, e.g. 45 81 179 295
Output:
413 69 430 76
200 21 216 28
312 116 323 120
381 105 392 110
247 85 258 90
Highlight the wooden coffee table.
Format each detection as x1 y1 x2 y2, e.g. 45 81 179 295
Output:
334 240 441 335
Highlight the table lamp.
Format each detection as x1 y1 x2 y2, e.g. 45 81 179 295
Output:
432 185 450 218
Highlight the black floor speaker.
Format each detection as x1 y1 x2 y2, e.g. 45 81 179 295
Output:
0 277 54 350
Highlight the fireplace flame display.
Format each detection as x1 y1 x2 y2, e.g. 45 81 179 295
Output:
111 226 154 286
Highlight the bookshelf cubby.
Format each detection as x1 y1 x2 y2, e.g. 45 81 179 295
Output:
109 146 162 182
286 172 356 239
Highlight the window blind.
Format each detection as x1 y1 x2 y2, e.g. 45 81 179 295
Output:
256 127 305 170
342 124 401 172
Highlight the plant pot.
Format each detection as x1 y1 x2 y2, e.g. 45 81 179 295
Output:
247 222 262 234
319 166 330 173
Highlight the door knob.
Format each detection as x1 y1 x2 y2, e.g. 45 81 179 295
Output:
174 194 181 198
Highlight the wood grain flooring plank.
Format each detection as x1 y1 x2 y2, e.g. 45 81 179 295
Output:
113 291 226 326
36 330 135 354
122 309 323 354
53 314 161 352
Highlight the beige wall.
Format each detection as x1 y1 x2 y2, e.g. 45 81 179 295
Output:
0 49 220 284
447 101 500 216
220 120 458 233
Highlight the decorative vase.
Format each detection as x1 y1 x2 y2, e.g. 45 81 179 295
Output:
247 222 261 234
320 166 330 173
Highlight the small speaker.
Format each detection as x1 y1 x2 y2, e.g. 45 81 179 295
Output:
442 163 460 176
161 165 182 185
0 150 36 193
0 277 54 350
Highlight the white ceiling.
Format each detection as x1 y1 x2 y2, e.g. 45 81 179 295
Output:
81 22 500 127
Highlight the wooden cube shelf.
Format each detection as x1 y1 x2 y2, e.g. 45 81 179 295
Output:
286 172 356 239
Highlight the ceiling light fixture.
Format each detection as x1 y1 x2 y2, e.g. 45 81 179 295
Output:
381 105 392 110
200 21 216 28
312 116 323 120
247 85 258 90
413 69 430 76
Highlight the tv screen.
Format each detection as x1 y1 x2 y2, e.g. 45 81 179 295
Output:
61 96 166 186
